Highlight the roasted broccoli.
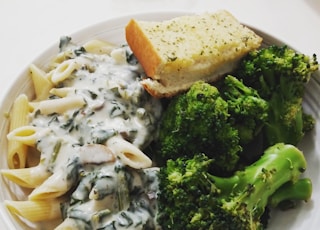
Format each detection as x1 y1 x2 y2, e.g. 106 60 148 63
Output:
156 81 241 175
155 77 269 172
218 75 269 145
269 177 312 210
234 45 318 146
157 143 310 230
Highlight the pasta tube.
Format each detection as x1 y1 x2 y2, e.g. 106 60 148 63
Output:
5 199 62 222
106 136 152 169
7 94 31 169
1 165 50 188
29 64 53 101
29 95 86 115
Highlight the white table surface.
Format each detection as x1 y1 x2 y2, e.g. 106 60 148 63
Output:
0 0 319 102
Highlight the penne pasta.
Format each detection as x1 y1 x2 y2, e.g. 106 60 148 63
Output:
7 126 49 147
28 170 70 200
2 38 163 228
7 143 28 170
29 95 86 115
106 136 152 169
7 94 31 169
5 199 62 222
29 64 54 101
49 49 74 69
49 87 75 98
82 39 117 55
50 59 79 84
1 165 51 188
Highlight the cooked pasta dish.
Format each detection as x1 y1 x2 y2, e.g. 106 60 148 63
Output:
1 37 163 229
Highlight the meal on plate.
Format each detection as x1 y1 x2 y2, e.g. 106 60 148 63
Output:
1 9 318 230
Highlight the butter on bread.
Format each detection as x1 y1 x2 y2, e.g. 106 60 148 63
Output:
125 10 263 98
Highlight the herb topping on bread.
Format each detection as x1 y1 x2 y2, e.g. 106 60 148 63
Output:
125 10 263 98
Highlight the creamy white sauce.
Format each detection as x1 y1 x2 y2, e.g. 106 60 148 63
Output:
28 39 162 229
61 162 160 229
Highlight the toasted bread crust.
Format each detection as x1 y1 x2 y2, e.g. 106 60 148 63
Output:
126 10 263 98
141 78 183 98
126 19 162 77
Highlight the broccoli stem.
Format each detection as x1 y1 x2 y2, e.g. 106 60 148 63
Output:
215 143 307 217
157 143 310 230
268 178 312 210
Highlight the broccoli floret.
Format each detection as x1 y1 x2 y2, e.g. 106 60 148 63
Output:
234 45 318 146
218 75 269 145
157 143 310 230
302 113 316 133
156 81 241 175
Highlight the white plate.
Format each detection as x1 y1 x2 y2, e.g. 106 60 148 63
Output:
0 12 319 230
